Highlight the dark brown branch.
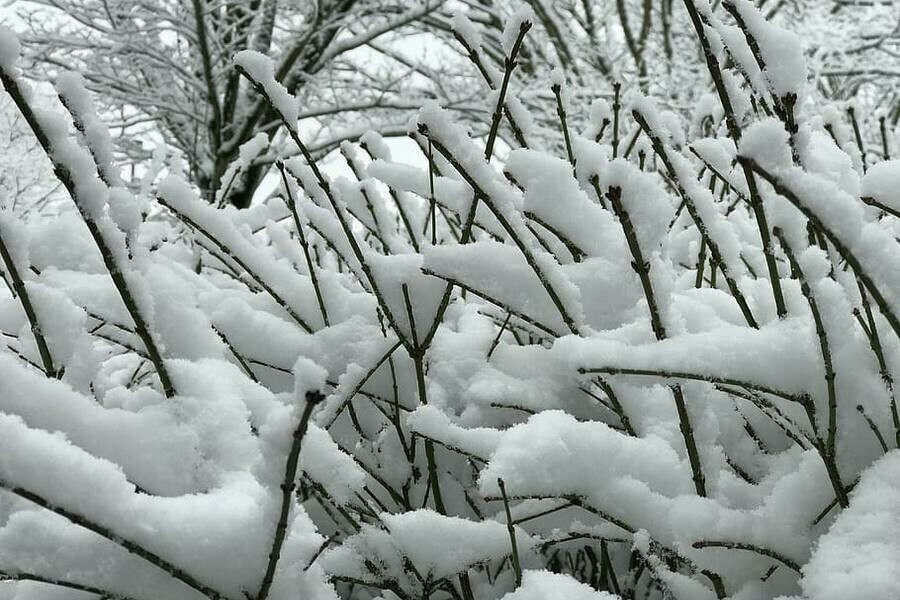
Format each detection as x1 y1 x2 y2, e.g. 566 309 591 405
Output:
498 478 522 587
742 158 900 344
633 110 759 329
0 570 137 600
0 56 176 397
256 390 325 600
0 481 227 600
484 20 531 160
692 541 801 573
277 161 329 327
682 0 787 318
157 197 314 334
773 228 848 507
0 226 57 377
419 126 580 335
579 365 810 405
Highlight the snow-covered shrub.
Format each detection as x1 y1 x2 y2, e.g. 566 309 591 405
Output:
1 2 899 600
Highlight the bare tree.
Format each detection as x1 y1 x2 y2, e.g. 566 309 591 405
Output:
427 0 899 146
19 0 482 207
0 94 64 218
14 0 897 212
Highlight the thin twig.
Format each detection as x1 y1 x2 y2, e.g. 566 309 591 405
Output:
498 478 522 587
0 481 227 600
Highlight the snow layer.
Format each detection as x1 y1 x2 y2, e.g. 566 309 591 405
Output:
802 451 900 600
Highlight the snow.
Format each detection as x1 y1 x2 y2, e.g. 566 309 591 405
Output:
56 72 121 188
479 410 827 593
451 12 484 56
501 8 534 56
507 148 622 257
500 571 618 600
238 133 269 167
424 241 569 336
750 160 900 339
216 134 269 205
0 26 20 71
632 95 749 282
740 118 793 172
1 4 899 600
107 187 143 233
557 316 819 399
479 410 692 500
381 510 535 579
728 0 807 99
802 451 900 600
407 404 502 459
158 175 325 332
234 51 298 126
300 424 367 504
416 102 585 332
861 160 900 211
320 510 536 583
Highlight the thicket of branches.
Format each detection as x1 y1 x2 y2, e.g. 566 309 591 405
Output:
1 1 900 600
14 0 900 208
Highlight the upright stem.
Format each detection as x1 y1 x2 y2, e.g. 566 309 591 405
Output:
402 283 447 516
633 111 759 329
773 229 846 507
682 0 786 320
257 391 324 600
423 131 580 335
552 82 576 169
484 21 531 160
0 60 176 397
463 20 531 248
358 140 420 252
240 66 413 348
743 158 900 343
428 139 437 245
612 81 622 158
855 278 900 447
277 162 329 327
451 24 529 148
498 478 523 587
847 105 867 173
0 227 57 377
603 182 706 495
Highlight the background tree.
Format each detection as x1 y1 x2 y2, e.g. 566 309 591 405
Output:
0 93 65 218
15 1 899 210
18 0 484 207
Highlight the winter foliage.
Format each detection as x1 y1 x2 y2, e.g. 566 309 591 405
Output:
0 1 899 600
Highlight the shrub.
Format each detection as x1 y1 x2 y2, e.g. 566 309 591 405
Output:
0 2 899 600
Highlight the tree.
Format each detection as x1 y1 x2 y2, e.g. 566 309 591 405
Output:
1 1 900 600
0 93 65 218
19 0 481 207
19 1 898 211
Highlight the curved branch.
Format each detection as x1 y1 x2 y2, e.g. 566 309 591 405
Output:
0 570 138 600
579 365 810 405
692 540 801 573
743 158 900 343
0 51 176 397
0 481 228 600
256 390 324 600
